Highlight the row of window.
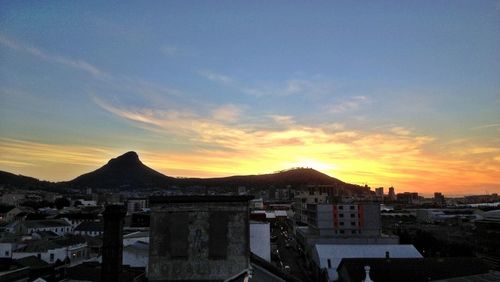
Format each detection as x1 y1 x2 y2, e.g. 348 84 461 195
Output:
336 230 361 235
339 221 358 226
338 205 356 210
338 213 357 218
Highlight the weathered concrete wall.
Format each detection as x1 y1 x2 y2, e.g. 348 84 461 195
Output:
149 201 249 281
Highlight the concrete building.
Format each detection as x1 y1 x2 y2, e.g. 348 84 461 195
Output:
249 198 264 210
293 190 329 224
434 192 445 205
296 202 399 260
375 187 384 200
126 198 148 213
397 192 420 204
312 244 423 281
306 203 381 237
55 212 99 229
73 221 104 237
387 187 396 201
337 257 490 282
148 195 253 281
12 236 88 265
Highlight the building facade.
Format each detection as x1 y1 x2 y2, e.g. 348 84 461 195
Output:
148 196 253 281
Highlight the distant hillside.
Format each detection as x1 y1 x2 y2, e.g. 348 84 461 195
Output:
176 168 366 193
0 170 42 186
68 151 175 189
0 170 54 189
0 151 370 195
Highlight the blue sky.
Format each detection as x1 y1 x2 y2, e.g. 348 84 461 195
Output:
0 1 499 195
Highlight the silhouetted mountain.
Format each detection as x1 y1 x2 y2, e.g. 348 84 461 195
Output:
179 168 341 187
0 151 369 194
0 171 54 189
0 171 42 186
68 151 175 189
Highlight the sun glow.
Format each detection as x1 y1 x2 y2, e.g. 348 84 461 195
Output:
287 159 336 172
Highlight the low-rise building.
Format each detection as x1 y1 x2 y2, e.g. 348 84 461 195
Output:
312 244 423 281
73 221 104 237
10 219 72 236
12 236 88 266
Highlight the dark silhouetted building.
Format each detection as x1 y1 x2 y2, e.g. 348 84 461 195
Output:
148 196 253 281
101 204 127 282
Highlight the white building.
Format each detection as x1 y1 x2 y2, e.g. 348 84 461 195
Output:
123 241 149 268
250 221 271 261
10 219 72 236
312 244 423 281
12 236 88 266
0 242 15 258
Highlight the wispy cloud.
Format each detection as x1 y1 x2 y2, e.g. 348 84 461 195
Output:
198 70 234 85
390 126 412 136
0 34 105 78
88 98 500 194
329 96 370 113
0 138 119 180
211 104 242 122
198 70 336 98
471 123 500 130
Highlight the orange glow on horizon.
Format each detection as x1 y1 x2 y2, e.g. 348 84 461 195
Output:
1 129 498 197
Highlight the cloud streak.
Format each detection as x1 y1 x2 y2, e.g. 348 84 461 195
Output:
0 35 105 77
88 99 500 195
329 96 370 113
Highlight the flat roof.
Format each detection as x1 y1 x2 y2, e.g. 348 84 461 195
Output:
149 195 254 204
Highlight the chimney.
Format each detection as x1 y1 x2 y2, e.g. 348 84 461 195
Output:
101 204 127 282
363 265 373 282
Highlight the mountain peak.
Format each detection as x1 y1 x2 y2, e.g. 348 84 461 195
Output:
107 151 140 166
70 151 173 188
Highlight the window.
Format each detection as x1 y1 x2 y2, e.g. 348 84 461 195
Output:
209 212 229 259
339 206 343 210
350 214 355 218
340 230 345 234
339 214 344 218
339 222 344 226
169 212 189 258
50 253 54 262
37 254 41 259
351 222 356 226
351 230 357 234
5 251 9 256
350 205 355 210
327 259 332 268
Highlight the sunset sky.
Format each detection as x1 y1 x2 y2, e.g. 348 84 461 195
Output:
1 1 499 196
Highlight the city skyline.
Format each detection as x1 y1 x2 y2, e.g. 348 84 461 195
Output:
1 1 499 196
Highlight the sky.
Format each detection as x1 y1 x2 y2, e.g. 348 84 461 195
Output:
0 1 499 196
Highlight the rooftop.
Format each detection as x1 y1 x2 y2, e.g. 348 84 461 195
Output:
21 219 71 229
74 221 103 232
338 257 490 282
149 195 254 204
